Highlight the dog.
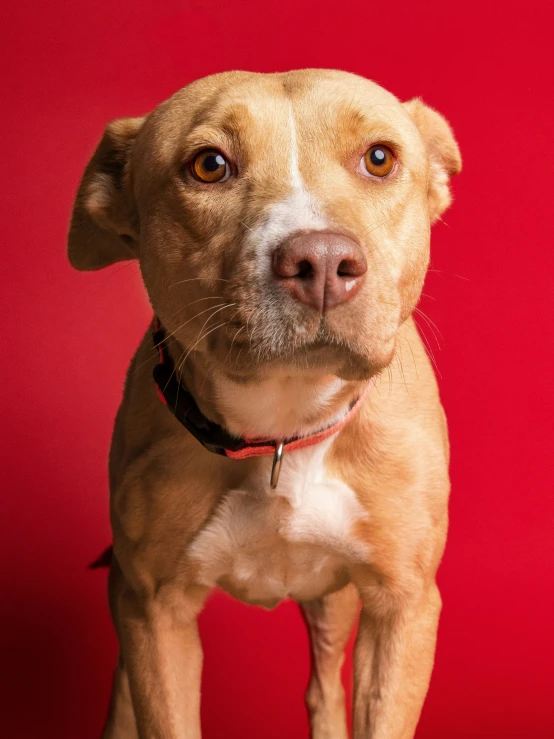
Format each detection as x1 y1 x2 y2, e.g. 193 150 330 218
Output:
68 69 461 738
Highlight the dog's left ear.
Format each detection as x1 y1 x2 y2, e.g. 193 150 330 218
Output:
403 98 462 222
68 116 146 271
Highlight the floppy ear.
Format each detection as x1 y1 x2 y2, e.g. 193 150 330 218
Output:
68 116 146 270
403 98 462 222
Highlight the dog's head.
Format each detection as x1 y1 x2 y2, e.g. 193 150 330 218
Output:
69 70 460 384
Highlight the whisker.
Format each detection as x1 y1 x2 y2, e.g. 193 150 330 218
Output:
359 214 394 240
223 325 245 368
155 303 234 348
167 277 230 290
414 308 443 350
373 371 383 397
165 294 228 317
130 334 179 376
176 321 231 376
414 318 442 379
426 269 470 282
395 344 408 393
234 344 243 367
387 364 393 396
160 296 230 333
161 304 235 396
200 310 243 393
401 334 418 380
155 295 233 338
194 303 237 345
238 219 255 234
101 260 138 281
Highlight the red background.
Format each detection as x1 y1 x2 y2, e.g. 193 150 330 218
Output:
2 1 553 737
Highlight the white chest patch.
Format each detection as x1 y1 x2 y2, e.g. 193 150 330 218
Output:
188 438 369 606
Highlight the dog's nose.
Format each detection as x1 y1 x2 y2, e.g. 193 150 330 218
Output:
272 232 367 312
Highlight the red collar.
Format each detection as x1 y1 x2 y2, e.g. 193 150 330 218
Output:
152 318 369 487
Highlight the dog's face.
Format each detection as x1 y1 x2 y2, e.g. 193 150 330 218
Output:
69 70 460 382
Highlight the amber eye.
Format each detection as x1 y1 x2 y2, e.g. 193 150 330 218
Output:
362 145 395 177
192 149 229 183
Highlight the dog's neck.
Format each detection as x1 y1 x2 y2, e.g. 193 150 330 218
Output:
168 340 363 442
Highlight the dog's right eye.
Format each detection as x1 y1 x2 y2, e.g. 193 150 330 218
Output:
191 149 230 183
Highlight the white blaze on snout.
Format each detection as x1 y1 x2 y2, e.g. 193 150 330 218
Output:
249 103 328 263
288 102 307 192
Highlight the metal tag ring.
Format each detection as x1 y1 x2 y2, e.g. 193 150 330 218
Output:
270 441 285 489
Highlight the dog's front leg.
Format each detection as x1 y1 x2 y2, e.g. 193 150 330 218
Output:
300 583 360 739
108 559 208 739
352 580 442 739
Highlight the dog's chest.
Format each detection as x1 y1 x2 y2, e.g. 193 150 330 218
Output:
188 444 369 606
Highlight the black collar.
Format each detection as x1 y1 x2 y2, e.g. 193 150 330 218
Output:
152 321 248 456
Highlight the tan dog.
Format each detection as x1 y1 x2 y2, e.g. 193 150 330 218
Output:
69 69 461 739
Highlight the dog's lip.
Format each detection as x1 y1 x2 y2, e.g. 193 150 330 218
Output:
214 323 381 382
223 336 351 365
221 319 350 353
219 343 376 383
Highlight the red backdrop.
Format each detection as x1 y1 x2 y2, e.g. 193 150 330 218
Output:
2 1 553 737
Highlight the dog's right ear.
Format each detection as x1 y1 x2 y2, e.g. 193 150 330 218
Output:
68 116 145 271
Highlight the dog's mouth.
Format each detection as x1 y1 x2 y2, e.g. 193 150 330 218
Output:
210 316 391 382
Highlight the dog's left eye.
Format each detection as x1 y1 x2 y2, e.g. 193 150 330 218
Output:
192 149 230 183
361 145 395 178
